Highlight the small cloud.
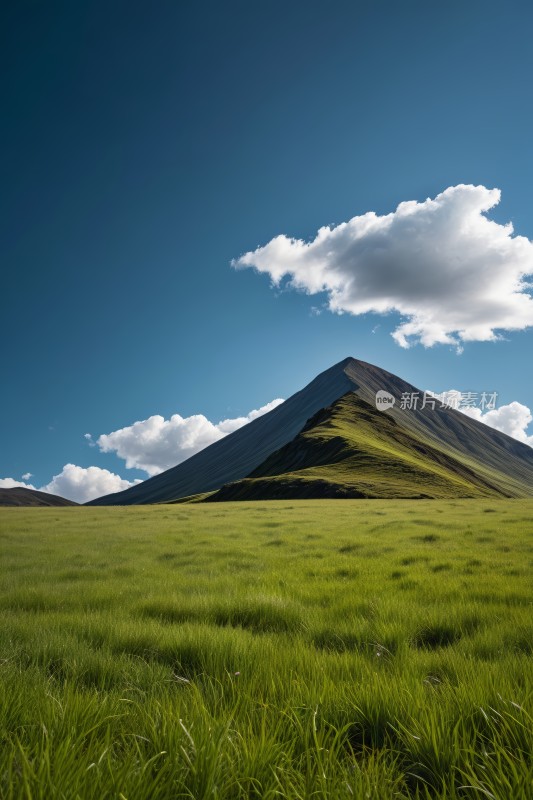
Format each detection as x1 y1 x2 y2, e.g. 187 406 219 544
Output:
21 472 33 480
84 433 96 447
371 324 380 334
0 477 36 490
2 465 141 503
41 464 142 503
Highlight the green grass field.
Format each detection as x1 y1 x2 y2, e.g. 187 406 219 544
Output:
1 501 531 799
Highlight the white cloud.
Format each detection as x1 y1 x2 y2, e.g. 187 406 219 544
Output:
84 433 96 447
430 391 533 447
1 465 141 503
233 185 533 349
40 464 142 504
97 398 285 476
0 477 36 489
21 472 33 480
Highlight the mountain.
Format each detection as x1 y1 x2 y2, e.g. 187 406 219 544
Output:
0 488 78 507
89 357 533 505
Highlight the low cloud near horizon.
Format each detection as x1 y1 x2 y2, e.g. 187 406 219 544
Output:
0 465 141 504
233 184 533 350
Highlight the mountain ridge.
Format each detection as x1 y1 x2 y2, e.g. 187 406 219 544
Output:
88 357 533 504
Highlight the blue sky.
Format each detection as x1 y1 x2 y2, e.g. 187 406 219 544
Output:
2 0 533 501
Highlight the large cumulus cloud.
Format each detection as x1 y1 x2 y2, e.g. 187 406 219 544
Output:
96 399 284 476
233 185 533 349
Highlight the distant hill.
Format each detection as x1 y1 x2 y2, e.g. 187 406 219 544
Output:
89 357 533 504
0 488 78 507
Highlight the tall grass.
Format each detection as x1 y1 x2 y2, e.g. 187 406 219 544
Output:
0 500 531 798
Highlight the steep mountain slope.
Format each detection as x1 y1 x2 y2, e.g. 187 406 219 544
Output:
0 488 78 507
89 357 533 505
88 360 356 505
207 393 513 500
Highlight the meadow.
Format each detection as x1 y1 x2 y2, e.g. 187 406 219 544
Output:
0 500 531 799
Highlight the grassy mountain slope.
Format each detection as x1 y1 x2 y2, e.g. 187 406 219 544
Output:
342 359 533 497
208 393 527 500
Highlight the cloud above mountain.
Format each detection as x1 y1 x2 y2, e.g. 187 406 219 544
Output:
0 477 37 490
233 184 533 349
96 398 284 476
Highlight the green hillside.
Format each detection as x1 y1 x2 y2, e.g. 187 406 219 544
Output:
209 392 521 500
